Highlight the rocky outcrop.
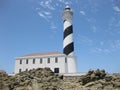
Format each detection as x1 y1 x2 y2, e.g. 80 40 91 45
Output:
0 68 63 90
0 68 120 90
77 69 120 90
79 69 106 85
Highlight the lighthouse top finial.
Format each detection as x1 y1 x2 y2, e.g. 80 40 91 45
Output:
66 5 69 8
65 5 70 10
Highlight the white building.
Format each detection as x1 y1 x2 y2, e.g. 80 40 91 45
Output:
15 6 77 74
15 52 77 74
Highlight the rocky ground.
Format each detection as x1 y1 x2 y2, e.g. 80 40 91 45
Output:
0 68 120 90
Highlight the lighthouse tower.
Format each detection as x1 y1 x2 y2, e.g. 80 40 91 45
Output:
62 6 74 56
62 6 77 73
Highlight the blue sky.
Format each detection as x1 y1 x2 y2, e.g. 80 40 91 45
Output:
0 0 120 73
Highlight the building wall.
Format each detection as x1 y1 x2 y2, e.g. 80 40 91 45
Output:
15 56 77 74
67 56 77 73
15 56 65 74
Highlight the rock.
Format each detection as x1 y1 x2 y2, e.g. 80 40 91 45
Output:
98 79 106 85
113 81 120 88
79 69 107 85
90 73 96 80
85 82 95 87
0 68 120 90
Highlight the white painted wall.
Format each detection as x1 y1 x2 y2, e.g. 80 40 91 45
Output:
15 56 64 74
67 56 77 73
15 55 77 74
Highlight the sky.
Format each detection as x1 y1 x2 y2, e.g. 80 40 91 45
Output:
0 0 120 74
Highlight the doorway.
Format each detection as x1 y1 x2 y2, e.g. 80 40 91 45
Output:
54 68 59 73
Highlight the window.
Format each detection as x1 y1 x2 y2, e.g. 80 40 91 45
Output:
19 69 22 73
26 59 28 64
33 58 35 64
20 59 22 64
54 68 59 73
47 58 50 63
65 57 67 63
55 57 58 63
40 58 42 64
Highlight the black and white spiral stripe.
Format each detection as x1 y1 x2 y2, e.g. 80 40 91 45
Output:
63 20 74 56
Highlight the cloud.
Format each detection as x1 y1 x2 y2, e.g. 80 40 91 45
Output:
107 17 120 35
43 11 51 15
59 0 64 3
38 11 52 21
77 36 120 54
91 47 111 54
91 40 120 54
39 0 55 10
90 40 111 54
58 0 72 5
36 0 76 22
38 12 46 18
113 6 120 12
111 40 120 50
112 0 120 13
80 11 86 16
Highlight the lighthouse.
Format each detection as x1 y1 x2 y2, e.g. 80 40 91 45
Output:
62 6 74 56
62 6 77 73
